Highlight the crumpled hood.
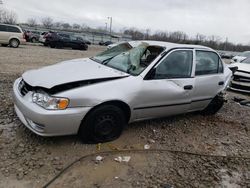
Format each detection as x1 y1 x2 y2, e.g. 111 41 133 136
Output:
22 58 129 89
231 62 250 73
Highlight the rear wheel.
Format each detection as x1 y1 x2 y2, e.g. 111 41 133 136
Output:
31 38 36 43
55 42 63 49
50 43 55 48
9 39 19 48
201 94 224 115
79 105 125 143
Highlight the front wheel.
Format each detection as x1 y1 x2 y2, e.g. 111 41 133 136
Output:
79 105 125 143
201 94 225 115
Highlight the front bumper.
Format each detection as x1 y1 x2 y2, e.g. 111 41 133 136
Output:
230 71 250 93
13 78 91 136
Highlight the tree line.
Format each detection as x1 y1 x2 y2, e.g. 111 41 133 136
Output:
123 28 250 52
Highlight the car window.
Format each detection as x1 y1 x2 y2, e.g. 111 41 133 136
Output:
70 35 78 40
0 25 7 32
7 26 21 33
153 50 193 79
195 51 222 75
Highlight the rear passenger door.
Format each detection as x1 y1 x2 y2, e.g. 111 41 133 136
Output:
190 50 224 111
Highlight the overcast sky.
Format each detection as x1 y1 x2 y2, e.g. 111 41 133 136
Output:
2 0 250 44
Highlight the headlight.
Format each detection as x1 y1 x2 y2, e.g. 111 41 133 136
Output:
32 92 69 110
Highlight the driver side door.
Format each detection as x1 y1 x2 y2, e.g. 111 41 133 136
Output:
133 49 195 120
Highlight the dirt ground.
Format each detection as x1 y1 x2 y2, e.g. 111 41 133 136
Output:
0 44 249 188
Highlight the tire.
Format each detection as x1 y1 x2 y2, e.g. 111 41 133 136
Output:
79 105 126 143
55 42 63 49
31 38 36 43
50 43 55 48
201 95 224 115
9 39 19 48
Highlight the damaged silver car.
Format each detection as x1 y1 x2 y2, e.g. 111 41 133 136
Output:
13 41 232 143
230 57 250 93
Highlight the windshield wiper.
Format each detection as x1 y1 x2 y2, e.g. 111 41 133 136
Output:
90 57 103 64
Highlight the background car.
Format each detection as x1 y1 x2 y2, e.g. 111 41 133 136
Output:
0 23 26 48
39 31 54 46
230 57 250 93
231 51 250 63
29 31 42 43
46 32 88 50
99 41 113 46
75 35 91 45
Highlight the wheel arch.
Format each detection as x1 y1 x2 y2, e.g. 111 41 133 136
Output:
82 100 131 125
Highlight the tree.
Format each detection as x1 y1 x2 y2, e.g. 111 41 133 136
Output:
0 9 17 24
53 22 63 28
27 18 37 27
41 17 53 29
61 22 71 29
73 23 80 30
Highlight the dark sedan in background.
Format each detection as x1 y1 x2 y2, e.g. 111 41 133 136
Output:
45 32 88 50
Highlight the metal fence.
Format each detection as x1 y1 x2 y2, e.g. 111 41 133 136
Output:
21 26 132 44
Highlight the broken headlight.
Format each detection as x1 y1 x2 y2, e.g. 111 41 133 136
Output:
32 92 69 110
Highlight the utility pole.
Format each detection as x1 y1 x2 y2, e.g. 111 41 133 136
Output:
105 22 108 34
107 17 112 41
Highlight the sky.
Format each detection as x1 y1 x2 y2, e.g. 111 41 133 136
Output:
2 0 250 44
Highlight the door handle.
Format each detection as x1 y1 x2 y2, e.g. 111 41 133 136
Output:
184 85 193 90
218 81 224 86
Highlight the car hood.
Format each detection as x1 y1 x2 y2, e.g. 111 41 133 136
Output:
22 58 129 89
231 62 250 73
232 56 247 62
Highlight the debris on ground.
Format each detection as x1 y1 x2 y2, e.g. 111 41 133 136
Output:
95 156 104 163
114 156 131 163
144 144 150 150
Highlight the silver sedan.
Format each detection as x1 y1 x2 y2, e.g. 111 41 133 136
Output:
13 41 232 143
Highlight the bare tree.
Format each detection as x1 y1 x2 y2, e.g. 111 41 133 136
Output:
41 17 53 29
54 21 63 28
0 9 17 24
72 23 80 30
61 22 71 29
27 18 37 27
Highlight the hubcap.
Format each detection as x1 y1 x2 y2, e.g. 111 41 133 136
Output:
11 40 18 47
95 114 116 136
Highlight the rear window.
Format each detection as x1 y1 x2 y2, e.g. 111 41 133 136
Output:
0 25 7 32
7 26 21 33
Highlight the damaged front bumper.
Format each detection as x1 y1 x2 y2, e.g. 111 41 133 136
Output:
230 71 250 93
13 78 91 136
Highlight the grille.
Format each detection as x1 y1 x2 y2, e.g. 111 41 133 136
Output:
18 80 33 96
233 75 250 83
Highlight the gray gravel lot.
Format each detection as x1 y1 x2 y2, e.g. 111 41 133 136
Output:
0 44 249 188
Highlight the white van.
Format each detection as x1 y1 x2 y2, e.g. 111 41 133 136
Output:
0 24 26 48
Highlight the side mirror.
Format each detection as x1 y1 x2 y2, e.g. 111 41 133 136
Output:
228 66 238 74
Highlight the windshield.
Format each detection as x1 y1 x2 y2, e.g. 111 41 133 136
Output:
92 42 164 75
241 51 250 57
242 58 250 64
93 43 132 63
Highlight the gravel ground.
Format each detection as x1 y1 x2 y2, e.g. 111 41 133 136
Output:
0 44 249 188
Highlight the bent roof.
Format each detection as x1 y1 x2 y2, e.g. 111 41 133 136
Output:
129 40 212 51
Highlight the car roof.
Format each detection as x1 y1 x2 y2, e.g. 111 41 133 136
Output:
128 40 213 51
0 23 20 28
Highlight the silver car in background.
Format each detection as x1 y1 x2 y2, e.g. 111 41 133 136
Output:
13 41 232 143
